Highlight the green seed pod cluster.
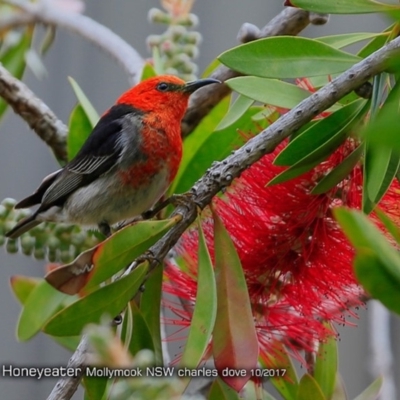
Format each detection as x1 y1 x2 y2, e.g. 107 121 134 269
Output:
147 1 201 81
0 197 100 263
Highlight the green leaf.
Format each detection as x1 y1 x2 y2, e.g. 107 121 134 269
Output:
68 104 93 160
17 280 69 341
219 37 360 79
357 25 393 58
0 29 32 119
275 99 366 166
121 301 155 356
266 342 298 400
10 275 41 305
290 0 399 14
43 263 148 336
225 77 311 108
354 251 400 314
311 145 363 195
269 100 367 186
365 147 400 205
83 375 108 400
296 374 326 400
317 33 386 49
313 325 338 400
171 100 265 195
362 78 400 154
140 62 157 81
68 77 99 127
374 208 400 244
334 208 400 284
216 94 254 131
87 218 178 289
52 336 81 352
208 378 241 400
140 264 164 365
180 219 217 369
353 376 383 400
212 209 258 392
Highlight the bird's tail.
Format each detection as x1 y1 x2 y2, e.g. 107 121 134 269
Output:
5 215 41 239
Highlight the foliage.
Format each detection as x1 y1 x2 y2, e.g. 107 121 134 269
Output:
1 0 400 399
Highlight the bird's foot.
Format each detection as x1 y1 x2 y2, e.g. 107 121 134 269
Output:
142 193 192 220
98 221 112 238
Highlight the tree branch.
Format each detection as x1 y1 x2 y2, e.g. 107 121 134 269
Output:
46 335 88 400
0 63 68 163
181 7 325 137
1 0 144 85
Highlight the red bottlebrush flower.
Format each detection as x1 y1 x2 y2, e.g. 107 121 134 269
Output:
163 139 400 372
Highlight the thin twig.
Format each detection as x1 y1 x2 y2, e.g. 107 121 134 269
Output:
1 0 144 84
0 63 68 163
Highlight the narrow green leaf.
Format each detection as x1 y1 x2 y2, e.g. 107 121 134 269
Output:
362 78 400 154
171 100 265 195
68 104 93 160
290 0 398 14
225 77 311 108
358 25 394 58
266 343 298 400
313 325 338 400
311 145 363 195
375 208 400 244
180 219 217 368
9 275 41 305
296 374 326 400
219 37 360 79
17 280 69 341
275 99 366 166
212 210 258 392
83 375 108 400
208 378 241 400
43 263 148 336
317 33 386 49
216 94 254 131
140 264 164 365
268 100 367 186
88 218 178 289
354 251 400 315
0 29 32 119
334 208 400 284
68 77 99 127
353 376 383 400
365 147 400 204
121 301 155 356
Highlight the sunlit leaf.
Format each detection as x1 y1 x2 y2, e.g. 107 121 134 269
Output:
317 32 386 49
353 376 383 400
216 94 254 131
83 375 108 400
10 275 41 305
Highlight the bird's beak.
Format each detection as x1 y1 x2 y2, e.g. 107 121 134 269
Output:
182 78 221 94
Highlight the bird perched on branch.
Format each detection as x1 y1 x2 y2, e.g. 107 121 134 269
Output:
6 75 220 239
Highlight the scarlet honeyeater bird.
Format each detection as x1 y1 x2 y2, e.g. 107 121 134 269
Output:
6 75 219 239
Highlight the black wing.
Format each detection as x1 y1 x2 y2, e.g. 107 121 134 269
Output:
19 104 144 211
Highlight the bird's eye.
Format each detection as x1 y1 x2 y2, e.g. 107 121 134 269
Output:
157 82 169 92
